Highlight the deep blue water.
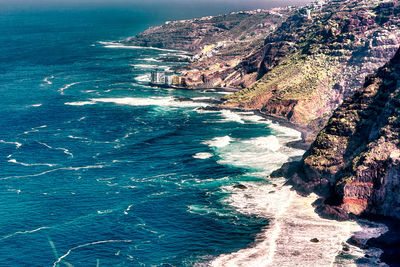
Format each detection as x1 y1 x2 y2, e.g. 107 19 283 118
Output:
0 5 297 266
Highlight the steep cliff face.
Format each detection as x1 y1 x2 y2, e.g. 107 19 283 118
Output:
223 0 400 135
291 47 400 220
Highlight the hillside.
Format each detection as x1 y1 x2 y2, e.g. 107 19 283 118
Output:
123 8 294 89
223 0 400 137
289 47 400 221
124 9 292 53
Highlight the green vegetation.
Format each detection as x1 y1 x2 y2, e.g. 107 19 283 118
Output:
225 53 338 112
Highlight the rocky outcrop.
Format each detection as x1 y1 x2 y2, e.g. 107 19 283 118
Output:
223 0 400 137
290 47 400 220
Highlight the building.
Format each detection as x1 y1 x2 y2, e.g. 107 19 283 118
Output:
165 71 174 86
150 69 183 87
172 75 183 86
150 69 165 85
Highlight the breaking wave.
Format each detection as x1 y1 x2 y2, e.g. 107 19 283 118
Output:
66 97 209 108
99 41 186 53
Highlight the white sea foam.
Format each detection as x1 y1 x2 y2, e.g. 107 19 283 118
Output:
65 101 96 106
67 135 88 140
7 188 21 194
212 181 363 267
216 109 302 142
89 97 209 108
0 140 22 149
195 108 220 114
142 57 160 62
188 205 230 217
38 142 74 158
97 209 113 214
204 130 303 171
28 103 42 107
59 82 81 95
99 41 185 52
203 136 234 148
53 239 132 267
82 90 96 93
193 152 213 159
243 136 281 152
124 204 134 215
0 165 105 180
214 181 388 267
8 158 57 167
38 142 52 149
219 109 245 124
269 123 302 141
124 132 133 139
0 226 50 241
43 75 54 85
22 125 47 135
56 147 74 158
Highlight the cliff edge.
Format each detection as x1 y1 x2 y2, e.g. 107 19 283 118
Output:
289 47 400 221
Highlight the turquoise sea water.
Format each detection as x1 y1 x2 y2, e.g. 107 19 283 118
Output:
0 5 308 266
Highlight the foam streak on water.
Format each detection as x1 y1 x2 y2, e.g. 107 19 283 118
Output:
53 240 132 267
59 82 82 95
0 227 50 241
0 140 22 149
0 165 105 180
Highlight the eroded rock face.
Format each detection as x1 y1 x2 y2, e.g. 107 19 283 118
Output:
292 47 400 220
224 0 400 136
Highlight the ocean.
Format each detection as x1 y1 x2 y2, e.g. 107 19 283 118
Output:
0 3 388 267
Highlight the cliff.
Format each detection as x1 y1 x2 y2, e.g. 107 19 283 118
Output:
289 47 400 220
223 0 400 137
124 8 294 89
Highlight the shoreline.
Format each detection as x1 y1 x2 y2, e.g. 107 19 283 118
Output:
195 94 394 266
252 110 313 151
